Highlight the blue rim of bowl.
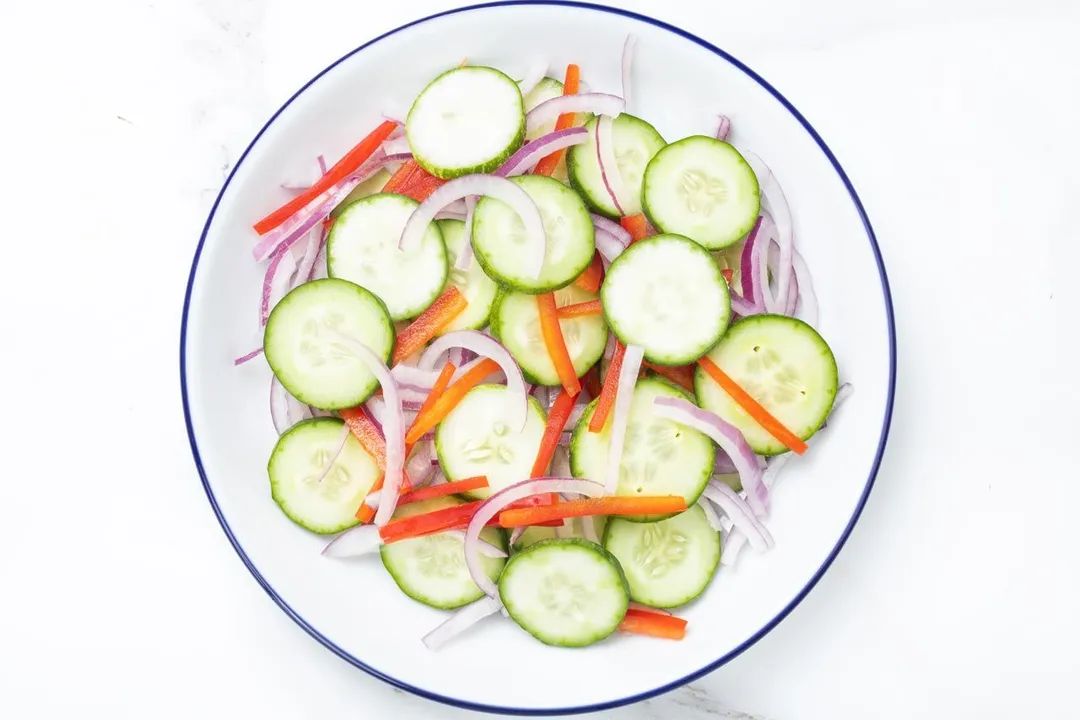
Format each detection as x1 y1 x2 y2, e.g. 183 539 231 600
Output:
180 1 896 715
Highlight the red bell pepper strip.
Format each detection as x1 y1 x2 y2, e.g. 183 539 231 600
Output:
618 608 687 640
572 252 604 293
530 389 577 478
588 340 626 432
392 287 468 365
254 121 397 235
533 64 581 176
556 299 602 319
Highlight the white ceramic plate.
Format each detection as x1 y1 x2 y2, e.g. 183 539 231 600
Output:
181 1 895 714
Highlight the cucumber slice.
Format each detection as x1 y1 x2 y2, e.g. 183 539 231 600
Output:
264 278 395 410
695 314 839 455
603 503 720 608
327 193 448 321
380 496 508 609
472 174 595 293
642 136 760 250
436 219 498 334
434 385 547 500
499 539 629 647
570 377 714 520
330 168 391 219
567 113 666 218
490 283 608 386
407 66 525 179
268 418 381 534
601 233 731 366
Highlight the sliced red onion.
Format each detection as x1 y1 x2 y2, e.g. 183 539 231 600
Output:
699 498 726 532
566 404 586 429
454 196 478 271
703 481 774 551
418 331 529 432
558 431 573 446
729 293 759 318
465 477 606 598
721 528 748 567
321 524 382 558
399 175 545 279
714 449 738 475
628 602 672 615
508 526 526 546
327 333 404 526
604 334 616 361
621 34 637 106
715 115 732 142
434 207 468 221
293 223 324 290
234 347 264 366
404 440 437 481
422 595 502 651
440 530 507 558
651 396 768 517
740 216 765 311
390 363 441 392
580 516 600 544
382 135 411 156
595 227 627 266
518 59 549 98
259 243 298 326
592 213 631 246
742 152 794 308
791 249 817 326
270 376 311 434
526 93 624 135
604 344 644 494
531 384 550 410
783 258 800 316
595 115 626 215
495 126 589 178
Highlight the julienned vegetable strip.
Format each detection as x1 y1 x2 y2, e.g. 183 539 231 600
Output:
573 252 604 293
398 476 488 505
343 407 414 523
530 389 576 477
384 159 448 202
643 361 695 392
537 294 582 397
498 495 687 527
583 365 602 399
620 213 649 243
380 495 559 544
532 63 581 176
589 340 626 432
404 359 501 444
721 268 734 285
618 608 687 640
556 299 602 319
254 120 397 235
392 287 468 365
697 356 809 455
404 362 456 457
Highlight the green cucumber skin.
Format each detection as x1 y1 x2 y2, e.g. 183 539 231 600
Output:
407 66 526 180
264 279 396 410
498 538 630 648
602 504 720 608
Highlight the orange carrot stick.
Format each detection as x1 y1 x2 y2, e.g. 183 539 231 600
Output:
533 64 581 177
537 294 582 397
498 495 687 527
556 299 602 319
572 252 604 293
589 340 625 432
697 356 809 455
404 359 501 445
254 121 397 235
392 287 468 365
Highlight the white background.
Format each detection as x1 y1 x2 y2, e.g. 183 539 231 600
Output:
1 0 1077 718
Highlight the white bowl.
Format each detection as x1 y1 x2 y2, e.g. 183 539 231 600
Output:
181 1 895 714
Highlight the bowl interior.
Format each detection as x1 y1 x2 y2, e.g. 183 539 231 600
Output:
182 2 893 713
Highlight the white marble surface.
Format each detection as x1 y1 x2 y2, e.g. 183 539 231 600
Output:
1 0 1078 717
